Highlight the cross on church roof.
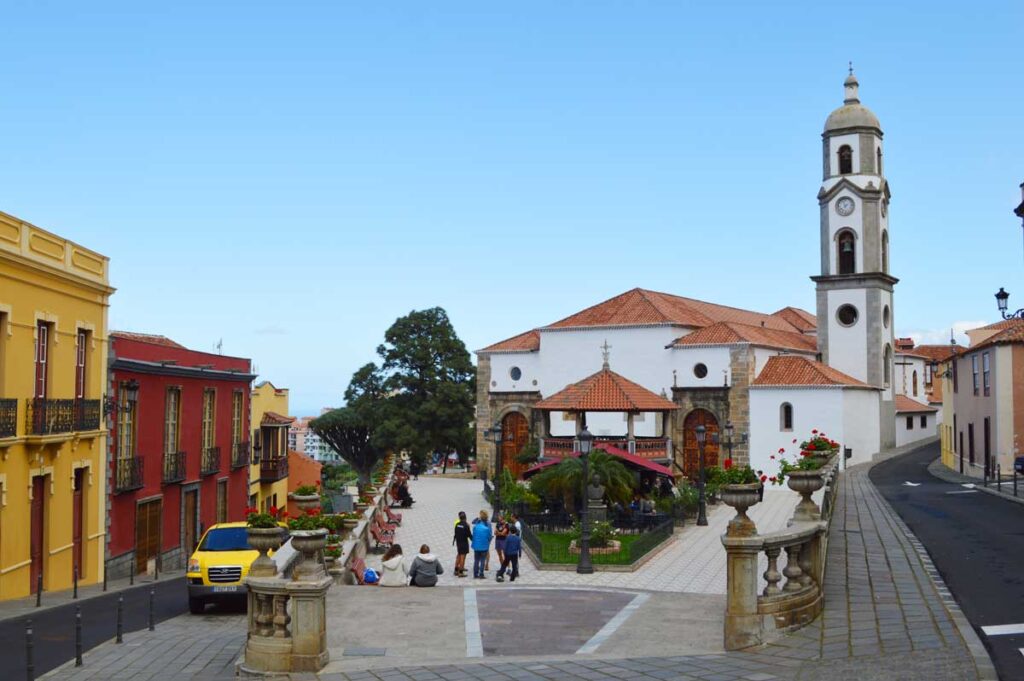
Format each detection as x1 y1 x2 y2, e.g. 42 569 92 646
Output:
601 339 612 369
849 61 854 76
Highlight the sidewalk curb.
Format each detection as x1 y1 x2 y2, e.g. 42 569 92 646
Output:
867 442 1000 681
926 457 1024 507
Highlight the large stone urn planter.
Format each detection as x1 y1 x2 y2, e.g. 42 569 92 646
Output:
291 494 321 514
786 469 826 521
719 482 762 537
247 527 285 577
805 448 838 468
291 529 329 581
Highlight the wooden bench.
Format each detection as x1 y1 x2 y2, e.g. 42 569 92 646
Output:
370 524 393 550
349 556 379 586
384 506 403 525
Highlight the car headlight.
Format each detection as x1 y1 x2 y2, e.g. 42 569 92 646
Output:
187 558 201 574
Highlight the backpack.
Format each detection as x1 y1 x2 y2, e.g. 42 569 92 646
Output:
363 567 379 584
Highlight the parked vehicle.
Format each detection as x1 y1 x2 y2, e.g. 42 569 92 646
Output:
1014 456 1024 476
186 522 294 614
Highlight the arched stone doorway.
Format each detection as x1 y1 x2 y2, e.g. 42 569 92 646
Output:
501 412 530 479
680 408 720 480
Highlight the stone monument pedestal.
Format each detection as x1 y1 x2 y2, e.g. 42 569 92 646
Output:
587 503 607 525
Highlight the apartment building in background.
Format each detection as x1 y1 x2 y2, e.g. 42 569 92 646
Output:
250 381 291 511
0 210 114 600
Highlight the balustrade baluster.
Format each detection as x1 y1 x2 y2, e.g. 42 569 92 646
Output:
272 594 291 638
763 546 782 596
798 539 814 587
255 593 274 637
782 544 804 592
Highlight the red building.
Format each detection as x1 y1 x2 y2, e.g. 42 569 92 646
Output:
106 332 256 578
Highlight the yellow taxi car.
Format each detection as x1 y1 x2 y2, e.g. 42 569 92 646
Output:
186 522 287 613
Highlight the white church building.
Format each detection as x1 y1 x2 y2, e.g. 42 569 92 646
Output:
475 72 906 479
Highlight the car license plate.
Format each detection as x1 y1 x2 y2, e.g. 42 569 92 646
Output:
212 586 238 593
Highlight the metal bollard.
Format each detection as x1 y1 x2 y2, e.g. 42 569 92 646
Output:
73 565 78 599
75 606 83 667
116 595 124 643
103 565 108 592
1015 468 1019 497
154 557 159 582
35 572 42 608
25 619 34 681
997 464 1002 490
130 568 134 586
148 588 155 631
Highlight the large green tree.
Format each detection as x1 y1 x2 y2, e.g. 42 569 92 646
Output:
308 407 384 489
357 307 475 467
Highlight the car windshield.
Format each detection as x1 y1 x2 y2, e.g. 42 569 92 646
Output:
198 527 255 552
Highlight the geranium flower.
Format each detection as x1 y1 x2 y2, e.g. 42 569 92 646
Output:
269 505 278 516
770 455 776 460
778 447 785 454
812 429 818 434
792 439 797 444
769 476 777 483
760 475 768 483
724 458 733 470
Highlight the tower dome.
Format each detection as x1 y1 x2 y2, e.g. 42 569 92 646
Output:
824 70 881 133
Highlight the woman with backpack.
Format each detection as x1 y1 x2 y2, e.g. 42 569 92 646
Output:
452 511 471 577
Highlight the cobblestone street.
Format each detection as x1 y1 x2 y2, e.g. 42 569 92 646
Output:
40 449 996 681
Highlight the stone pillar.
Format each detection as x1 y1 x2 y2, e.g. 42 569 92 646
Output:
243 578 292 674
721 535 764 650
287 576 332 672
241 574 332 675
626 412 636 454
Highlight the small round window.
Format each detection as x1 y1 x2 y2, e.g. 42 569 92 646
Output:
836 304 859 327
509 366 522 381
693 363 708 379
883 305 890 329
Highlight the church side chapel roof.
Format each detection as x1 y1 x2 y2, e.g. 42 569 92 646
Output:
894 395 938 414
771 306 817 333
478 329 541 353
534 365 678 412
669 321 818 353
751 355 871 389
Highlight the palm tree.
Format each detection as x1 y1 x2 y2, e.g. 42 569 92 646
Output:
529 449 635 510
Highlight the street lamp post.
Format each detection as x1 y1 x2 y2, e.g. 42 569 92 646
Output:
995 287 1024 320
576 428 595 575
485 422 504 516
696 425 708 526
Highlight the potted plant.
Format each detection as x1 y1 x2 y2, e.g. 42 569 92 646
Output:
245 506 287 577
798 430 840 462
768 446 829 521
336 511 362 533
287 510 329 580
717 460 761 537
324 546 342 566
290 482 321 513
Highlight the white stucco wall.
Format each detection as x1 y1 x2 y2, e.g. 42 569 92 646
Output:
842 389 882 466
748 388 845 475
895 412 936 448
894 354 927 399
826 288 868 383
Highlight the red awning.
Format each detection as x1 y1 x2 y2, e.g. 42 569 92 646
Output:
521 445 673 478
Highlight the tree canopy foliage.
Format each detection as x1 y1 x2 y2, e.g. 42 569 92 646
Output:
529 449 635 509
337 307 476 467
308 407 383 488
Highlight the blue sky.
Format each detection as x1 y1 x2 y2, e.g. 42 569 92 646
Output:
1 2 1021 415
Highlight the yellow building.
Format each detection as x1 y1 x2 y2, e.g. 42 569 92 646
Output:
0 211 114 600
249 381 291 512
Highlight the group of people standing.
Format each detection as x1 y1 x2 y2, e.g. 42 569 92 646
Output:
453 510 522 583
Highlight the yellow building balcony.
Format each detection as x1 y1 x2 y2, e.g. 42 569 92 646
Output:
0 398 16 439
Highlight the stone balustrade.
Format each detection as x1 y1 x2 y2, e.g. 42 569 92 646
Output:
722 459 840 650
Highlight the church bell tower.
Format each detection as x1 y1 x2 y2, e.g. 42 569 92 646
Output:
811 69 897 448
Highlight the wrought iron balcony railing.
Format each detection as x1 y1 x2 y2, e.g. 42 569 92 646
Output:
259 454 288 482
201 446 221 476
114 456 144 493
26 398 102 436
163 450 187 484
0 399 16 438
231 441 251 469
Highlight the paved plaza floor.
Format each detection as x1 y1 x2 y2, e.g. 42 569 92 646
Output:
39 450 996 681
366 476 800 594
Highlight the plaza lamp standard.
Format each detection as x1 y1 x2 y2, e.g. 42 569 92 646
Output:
484 422 504 516
696 425 709 526
994 287 1024 320
576 427 595 575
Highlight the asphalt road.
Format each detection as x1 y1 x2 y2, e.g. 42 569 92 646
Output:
0 577 244 679
870 441 1024 681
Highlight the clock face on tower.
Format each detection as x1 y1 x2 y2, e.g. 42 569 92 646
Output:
835 197 855 216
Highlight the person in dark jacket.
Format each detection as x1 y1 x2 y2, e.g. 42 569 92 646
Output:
452 511 471 577
408 544 444 586
496 526 522 583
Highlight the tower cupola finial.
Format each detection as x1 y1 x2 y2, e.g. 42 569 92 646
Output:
843 64 860 105
600 339 612 370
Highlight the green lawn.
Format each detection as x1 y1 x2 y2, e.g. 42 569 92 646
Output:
535 531 645 565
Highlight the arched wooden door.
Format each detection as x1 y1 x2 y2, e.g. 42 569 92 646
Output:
680 409 720 480
500 412 530 480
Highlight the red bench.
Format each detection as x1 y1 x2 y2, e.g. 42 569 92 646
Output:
384 506 403 525
370 524 393 550
349 556 379 586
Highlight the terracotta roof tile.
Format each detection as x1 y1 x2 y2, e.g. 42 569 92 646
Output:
262 411 295 426
969 319 1024 352
671 322 818 353
751 355 871 388
895 395 938 413
979 319 1024 331
478 330 540 353
544 288 800 332
111 331 185 348
535 367 678 412
912 344 962 362
771 307 817 332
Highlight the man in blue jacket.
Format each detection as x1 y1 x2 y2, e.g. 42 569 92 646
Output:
497 526 521 583
470 510 493 579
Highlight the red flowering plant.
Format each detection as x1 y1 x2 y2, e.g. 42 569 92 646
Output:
246 505 288 529
287 507 331 532
715 457 759 485
799 429 840 455
767 445 825 485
